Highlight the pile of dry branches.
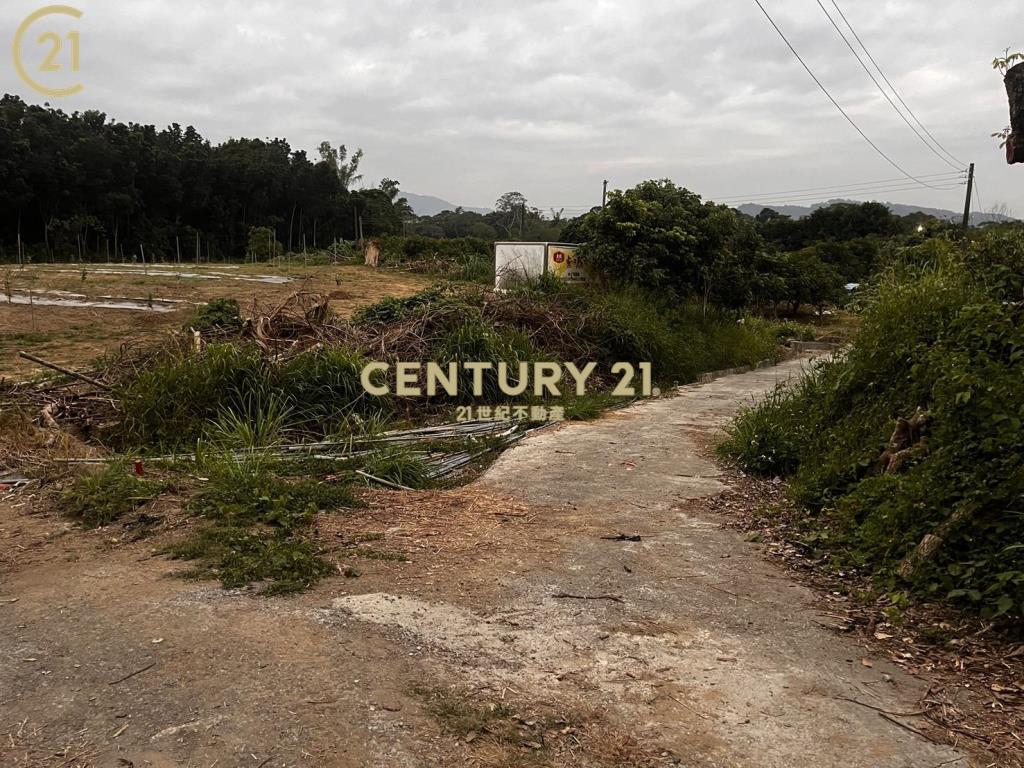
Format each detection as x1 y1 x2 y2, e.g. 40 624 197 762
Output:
3 284 615 442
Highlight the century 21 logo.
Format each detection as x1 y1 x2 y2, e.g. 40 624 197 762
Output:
13 5 83 97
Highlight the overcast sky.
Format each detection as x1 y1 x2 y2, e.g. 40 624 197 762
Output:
1 0 1020 216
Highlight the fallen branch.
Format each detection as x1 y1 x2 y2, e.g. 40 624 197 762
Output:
551 592 624 603
108 661 155 685
18 351 112 390
877 711 938 744
833 694 929 718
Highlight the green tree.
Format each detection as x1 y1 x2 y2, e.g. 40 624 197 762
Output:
570 179 768 308
247 226 282 260
494 191 528 238
318 142 363 190
781 248 845 314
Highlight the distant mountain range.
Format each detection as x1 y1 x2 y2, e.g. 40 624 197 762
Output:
404 192 1013 225
403 192 491 217
736 199 1013 226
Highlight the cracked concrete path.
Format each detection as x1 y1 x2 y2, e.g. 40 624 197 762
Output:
336 356 968 767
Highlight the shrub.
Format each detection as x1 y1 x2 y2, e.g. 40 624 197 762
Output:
352 279 788 392
377 236 493 284
351 286 447 325
719 232 1024 620
247 226 283 260
186 298 242 333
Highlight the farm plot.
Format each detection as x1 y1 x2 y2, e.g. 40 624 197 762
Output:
0 262 431 379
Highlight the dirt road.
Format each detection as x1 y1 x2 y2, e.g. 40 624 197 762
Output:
0 357 968 767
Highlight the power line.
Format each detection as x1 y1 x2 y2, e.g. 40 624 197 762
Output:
829 0 966 168
714 171 963 203
734 181 963 204
751 0 946 189
972 176 987 217
815 0 962 171
536 171 967 214
726 185 964 207
736 182 964 208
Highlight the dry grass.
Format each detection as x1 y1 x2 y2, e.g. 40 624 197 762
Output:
414 685 671 767
0 409 103 477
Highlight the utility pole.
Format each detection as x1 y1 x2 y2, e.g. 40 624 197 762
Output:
961 162 975 230
602 179 608 208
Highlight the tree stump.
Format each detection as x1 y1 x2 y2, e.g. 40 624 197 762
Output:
363 239 380 268
1006 62 1024 164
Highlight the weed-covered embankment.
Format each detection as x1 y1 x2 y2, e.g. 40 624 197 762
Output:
720 230 1024 620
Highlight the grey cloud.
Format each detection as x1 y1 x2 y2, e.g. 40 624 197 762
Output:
0 0 1019 213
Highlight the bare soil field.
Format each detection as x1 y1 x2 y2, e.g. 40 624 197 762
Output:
0 262 431 379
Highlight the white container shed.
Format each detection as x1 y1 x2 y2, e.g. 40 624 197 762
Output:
494 241 585 290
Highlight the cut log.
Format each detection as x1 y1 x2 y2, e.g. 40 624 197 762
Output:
1005 62 1024 164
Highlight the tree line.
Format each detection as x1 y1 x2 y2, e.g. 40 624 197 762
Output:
0 95 411 263
1 94 957 315
562 180 960 314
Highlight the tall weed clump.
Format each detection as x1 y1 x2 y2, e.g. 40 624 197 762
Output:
115 343 390 449
277 347 389 431
431 311 540 402
377 236 493 285
116 343 267 448
720 232 1024 620
353 279 789 393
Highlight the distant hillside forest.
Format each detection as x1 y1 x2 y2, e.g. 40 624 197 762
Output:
0 95 980 266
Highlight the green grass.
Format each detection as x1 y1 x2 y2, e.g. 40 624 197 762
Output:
351 285 447 325
169 526 331 595
166 453 357 594
62 463 166 528
1 331 54 345
359 446 433 489
560 391 627 421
